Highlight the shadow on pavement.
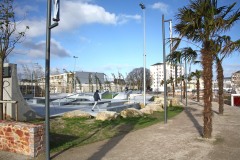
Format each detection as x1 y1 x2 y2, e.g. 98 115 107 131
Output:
184 106 203 137
87 121 138 160
51 129 103 159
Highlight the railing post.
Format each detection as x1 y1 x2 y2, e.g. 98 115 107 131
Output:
15 102 18 121
0 100 18 121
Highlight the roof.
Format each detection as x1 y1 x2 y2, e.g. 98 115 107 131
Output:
234 70 240 74
151 62 163 66
224 77 231 79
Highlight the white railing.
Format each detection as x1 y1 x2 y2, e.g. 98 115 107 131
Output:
0 100 18 121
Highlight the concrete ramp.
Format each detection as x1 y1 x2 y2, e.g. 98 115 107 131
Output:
3 63 39 121
113 90 132 100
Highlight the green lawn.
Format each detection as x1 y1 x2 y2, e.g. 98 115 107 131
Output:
101 93 118 99
47 106 183 153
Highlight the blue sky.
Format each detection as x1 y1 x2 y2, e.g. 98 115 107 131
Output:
9 0 240 79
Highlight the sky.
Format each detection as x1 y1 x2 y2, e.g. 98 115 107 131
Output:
9 0 240 80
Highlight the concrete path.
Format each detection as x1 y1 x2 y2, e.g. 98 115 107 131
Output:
1 99 240 160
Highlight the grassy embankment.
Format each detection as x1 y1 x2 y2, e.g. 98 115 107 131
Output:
47 106 183 152
30 94 183 153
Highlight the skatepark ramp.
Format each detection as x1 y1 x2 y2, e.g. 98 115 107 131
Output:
3 63 39 121
113 90 132 100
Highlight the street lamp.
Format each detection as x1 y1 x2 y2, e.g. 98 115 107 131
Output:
45 0 59 159
31 63 38 97
185 58 188 107
162 14 172 124
139 3 146 106
73 56 78 93
180 60 183 102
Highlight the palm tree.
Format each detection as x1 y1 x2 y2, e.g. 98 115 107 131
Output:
166 48 197 99
175 0 240 138
166 50 182 87
191 70 202 102
160 80 164 86
167 76 175 97
179 75 186 99
166 50 183 97
181 47 197 101
181 47 198 64
213 36 240 115
176 76 184 100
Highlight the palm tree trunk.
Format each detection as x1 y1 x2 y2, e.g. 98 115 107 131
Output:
197 79 200 102
217 59 224 115
202 48 213 138
0 58 3 120
183 80 186 99
172 82 175 97
175 65 178 87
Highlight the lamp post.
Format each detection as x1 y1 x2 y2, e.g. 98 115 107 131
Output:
139 3 146 106
45 0 59 159
31 63 38 97
73 56 78 93
162 14 172 124
185 59 188 107
180 60 183 102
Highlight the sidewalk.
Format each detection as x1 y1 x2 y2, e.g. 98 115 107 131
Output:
1 99 240 160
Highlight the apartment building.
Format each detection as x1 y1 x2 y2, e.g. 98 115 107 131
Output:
212 72 240 92
38 71 105 93
232 71 240 86
150 62 184 92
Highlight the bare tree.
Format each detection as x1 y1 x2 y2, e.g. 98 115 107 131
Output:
118 72 125 92
21 64 31 95
111 73 117 91
104 74 111 91
88 73 93 92
126 67 151 90
0 0 29 119
95 73 102 91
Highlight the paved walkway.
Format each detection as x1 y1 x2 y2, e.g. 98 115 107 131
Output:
1 99 240 160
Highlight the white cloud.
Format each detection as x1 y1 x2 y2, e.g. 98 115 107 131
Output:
80 36 91 43
51 39 71 57
15 59 34 65
151 2 169 14
99 64 135 76
17 19 46 38
15 5 38 18
58 1 117 31
117 14 141 25
103 64 133 70
20 39 71 59
19 1 140 38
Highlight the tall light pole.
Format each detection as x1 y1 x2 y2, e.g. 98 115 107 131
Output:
162 14 172 124
73 56 78 93
45 0 59 159
180 60 183 102
139 3 146 106
31 63 38 97
185 59 188 107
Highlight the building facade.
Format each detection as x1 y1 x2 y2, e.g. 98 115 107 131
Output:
75 71 105 92
150 63 184 92
38 71 105 93
231 71 240 86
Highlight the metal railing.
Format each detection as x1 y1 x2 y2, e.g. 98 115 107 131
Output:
0 100 18 121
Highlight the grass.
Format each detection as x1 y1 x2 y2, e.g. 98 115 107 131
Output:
101 93 118 99
46 106 183 153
